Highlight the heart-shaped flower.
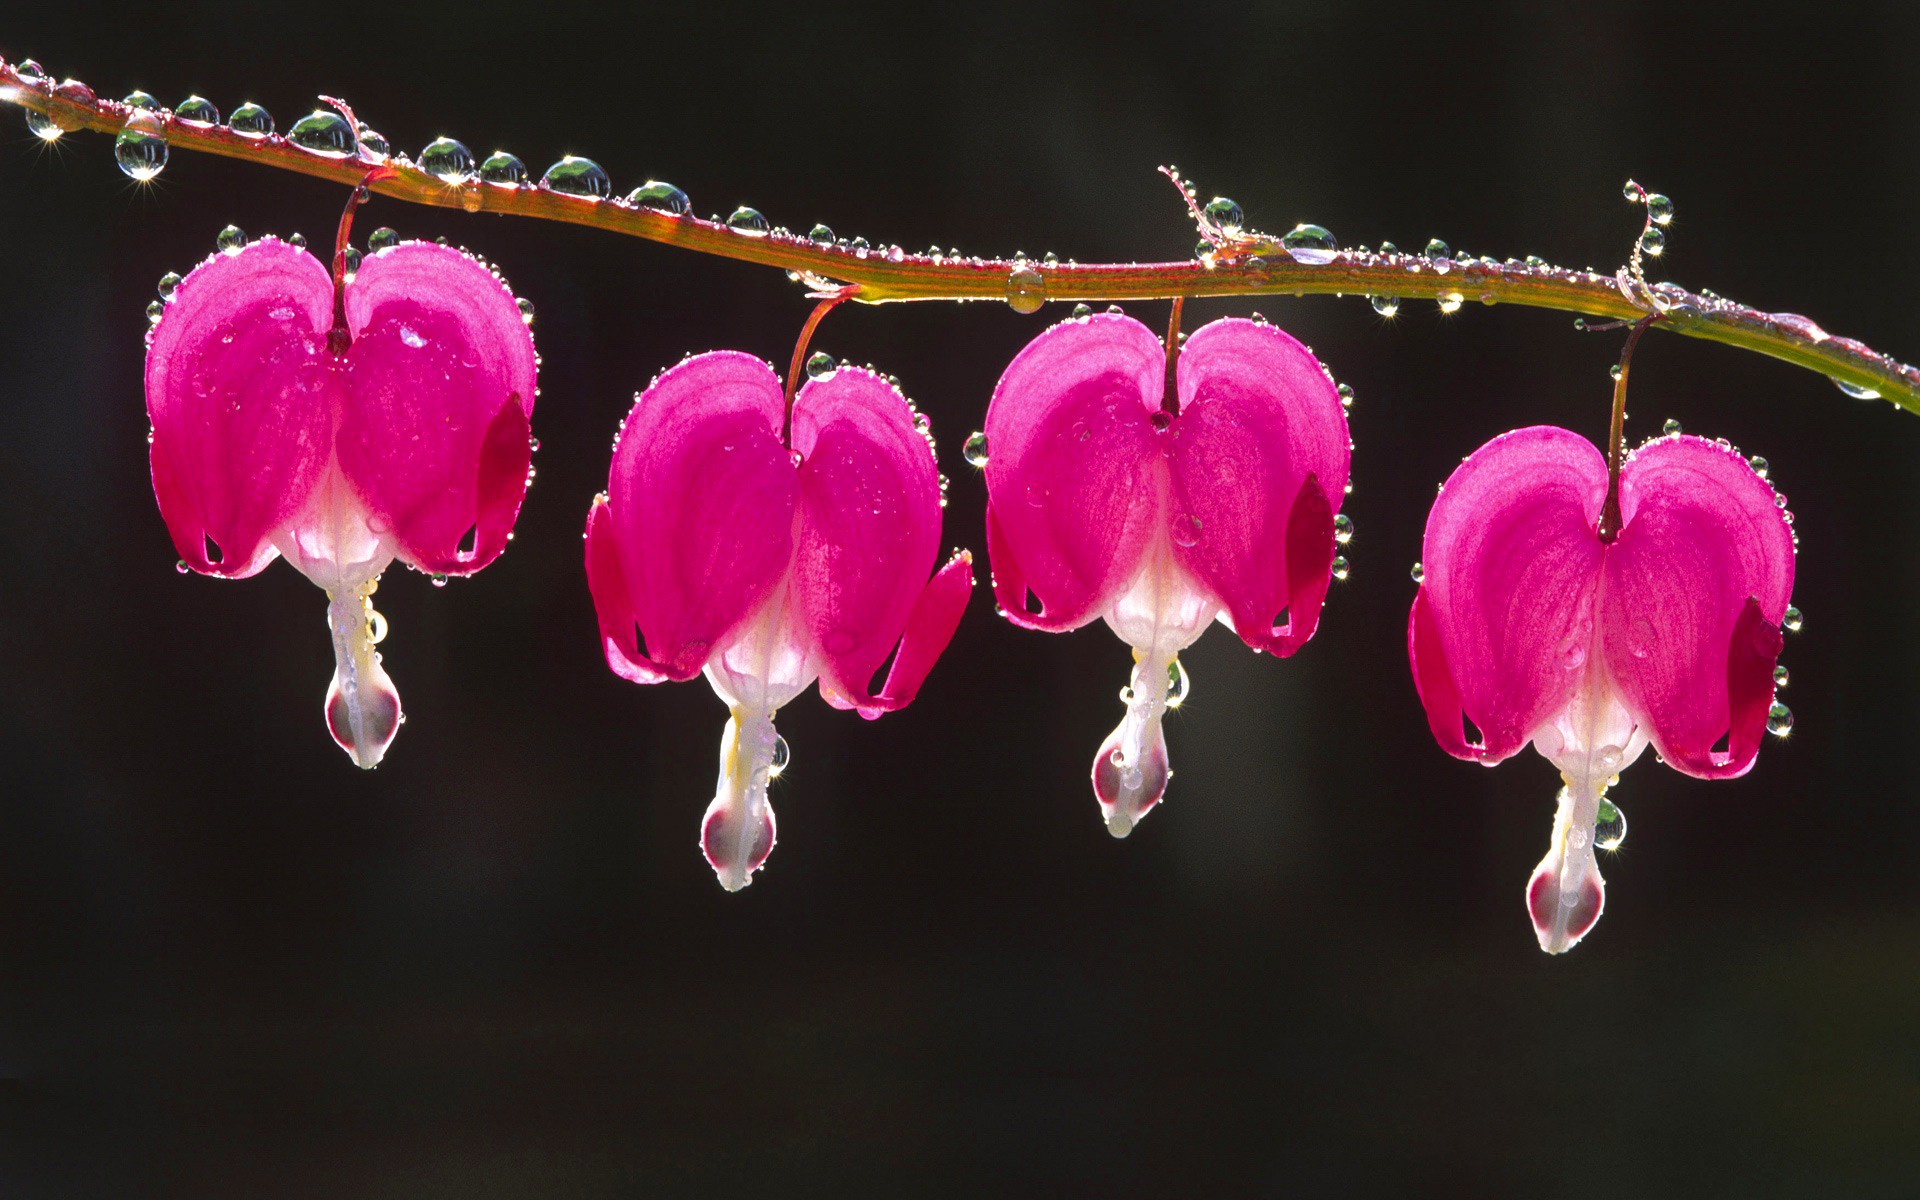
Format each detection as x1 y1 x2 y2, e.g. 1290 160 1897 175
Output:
586 351 972 890
1409 426 1795 952
981 312 1351 834
146 235 537 766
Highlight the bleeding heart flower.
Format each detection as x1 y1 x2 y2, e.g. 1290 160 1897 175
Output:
585 351 973 891
146 234 537 767
981 312 1351 835
1409 426 1795 953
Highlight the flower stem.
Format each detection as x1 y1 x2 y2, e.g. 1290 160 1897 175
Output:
1161 296 1185 416
4 58 1918 415
782 291 853 442
1598 314 1660 542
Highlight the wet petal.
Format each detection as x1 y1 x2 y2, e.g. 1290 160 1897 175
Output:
981 313 1168 630
599 351 798 678
1167 318 1351 655
789 369 948 709
145 238 333 577
1602 435 1795 777
1415 426 1608 762
583 496 676 684
339 242 538 574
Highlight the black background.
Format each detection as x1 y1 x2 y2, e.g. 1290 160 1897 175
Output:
3 3 1918 1195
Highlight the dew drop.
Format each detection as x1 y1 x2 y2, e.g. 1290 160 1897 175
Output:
1610 364 1623 382
1370 294 1400 317
1378 241 1399 255
1281 223 1338 265
430 573 448 588
1410 562 1425 584
1071 303 1092 319
1646 194 1674 225
1330 556 1351 581
341 247 362 276
288 109 356 158
1106 304 1124 315
1171 513 1202 547
1663 418 1682 435
516 297 535 325
1773 664 1789 689
1749 455 1769 478
1525 254 1546 267
1782 605 1803 632
368 226 399 252
1594 798 1627 851
1337 383 1354 409
419 137 475 184
628 179 690 216
227 101 274 139
174 95 220 126
1203 196 1244 237
1166 658 1191 709
1623 180 1646 202
1424 238 1451 263
157 271 181 301
541 156 610 198
1005 264 1047 314
478 151 527 186
175 559 189 574
121 90 158 110
25 107 60 141
805 351 837 381
808 223 835 244
146 299 164 323
356 125 390 158
1831 376 1881 400
769 734 791 778
114 112 168 180
1333 513 1353 544
1767 702 1794 737
963 431 989 468
1437 292 1464 314
288 232 307 249
1639 227 1666 257
216 224 246 254
15 60 46 83
726 205 769 235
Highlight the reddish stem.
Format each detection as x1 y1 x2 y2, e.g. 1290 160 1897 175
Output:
327 165 395 354
1597 313 1661 542
1161 296 1186 416
783 291 855 443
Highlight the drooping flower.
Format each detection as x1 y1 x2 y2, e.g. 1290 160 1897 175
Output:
585 351 973 891
147 235 537 766
981 312 1351 835
1408 426 1795 952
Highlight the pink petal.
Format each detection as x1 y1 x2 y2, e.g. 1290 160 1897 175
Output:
583 496 674 684
597 352 798 679
827 552 975 719
981 314 1169 630
1601 436 1795 777
1166 318 1351 655
788 369 963 713
338 242 538 575
144 238 334 577
1415 426 1609 762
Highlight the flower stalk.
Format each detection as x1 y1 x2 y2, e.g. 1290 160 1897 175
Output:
3 57 1917 414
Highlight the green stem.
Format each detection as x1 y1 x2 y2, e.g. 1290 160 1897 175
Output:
5 57 1917 415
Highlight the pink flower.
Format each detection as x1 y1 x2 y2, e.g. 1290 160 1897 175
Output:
147 236 537 767
1409 426 1795 953
981 313 1351 835
585 351 973 891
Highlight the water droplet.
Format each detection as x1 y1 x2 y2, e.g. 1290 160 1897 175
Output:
415 136 473 184
1006 264 1046 314
1436 292 1464 314
1203 196 1244 237
1106 304 1124 315
15 61 46 83
114 112 167 180
368 226 399 252
1370 295 1400 317
1166 658 1191 709
1524 254 1546 267
1831 376 1881 400
475 151 527 186
1622 179 1646 202
769 734 791 778
516 297 535 325
1609 364 1624 382
1767 702 1794 737
1773 664 1789 689
1424 238 1451 263
356 125 390 158
174 95 220 126
808 224 835 244
117 90 156 111
174 559 189 574
1281 223 1338 265
1333 513 1353 544
341 246 362 276
1663 419 1682 436
628 179 689 216
430 573 448 588
288 109 356 158
1337 383 1354 409
805 351 836 381
1638 227 1666 257
1331 556 1350 581
156 271 181 301
1782 606 1803 632
1071 303 1092 319
227 101 273 139
288 232 307 249
1594 798 1627 851
1378 241 1399 255
726 205 769 235
1748 455 1769 478
963 431 989 467
1171 513 1202 547
1410 562 1425 584
25 106 60 140
541 155 609 198
216 224 246 254
1646 194 1674 225
146 299 164 323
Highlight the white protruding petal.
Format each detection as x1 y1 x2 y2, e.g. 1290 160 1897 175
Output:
701 706 781 892
1093 651 1176 837
323 584 401 768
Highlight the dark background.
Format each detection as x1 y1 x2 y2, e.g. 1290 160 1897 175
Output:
3 2 1918 1195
